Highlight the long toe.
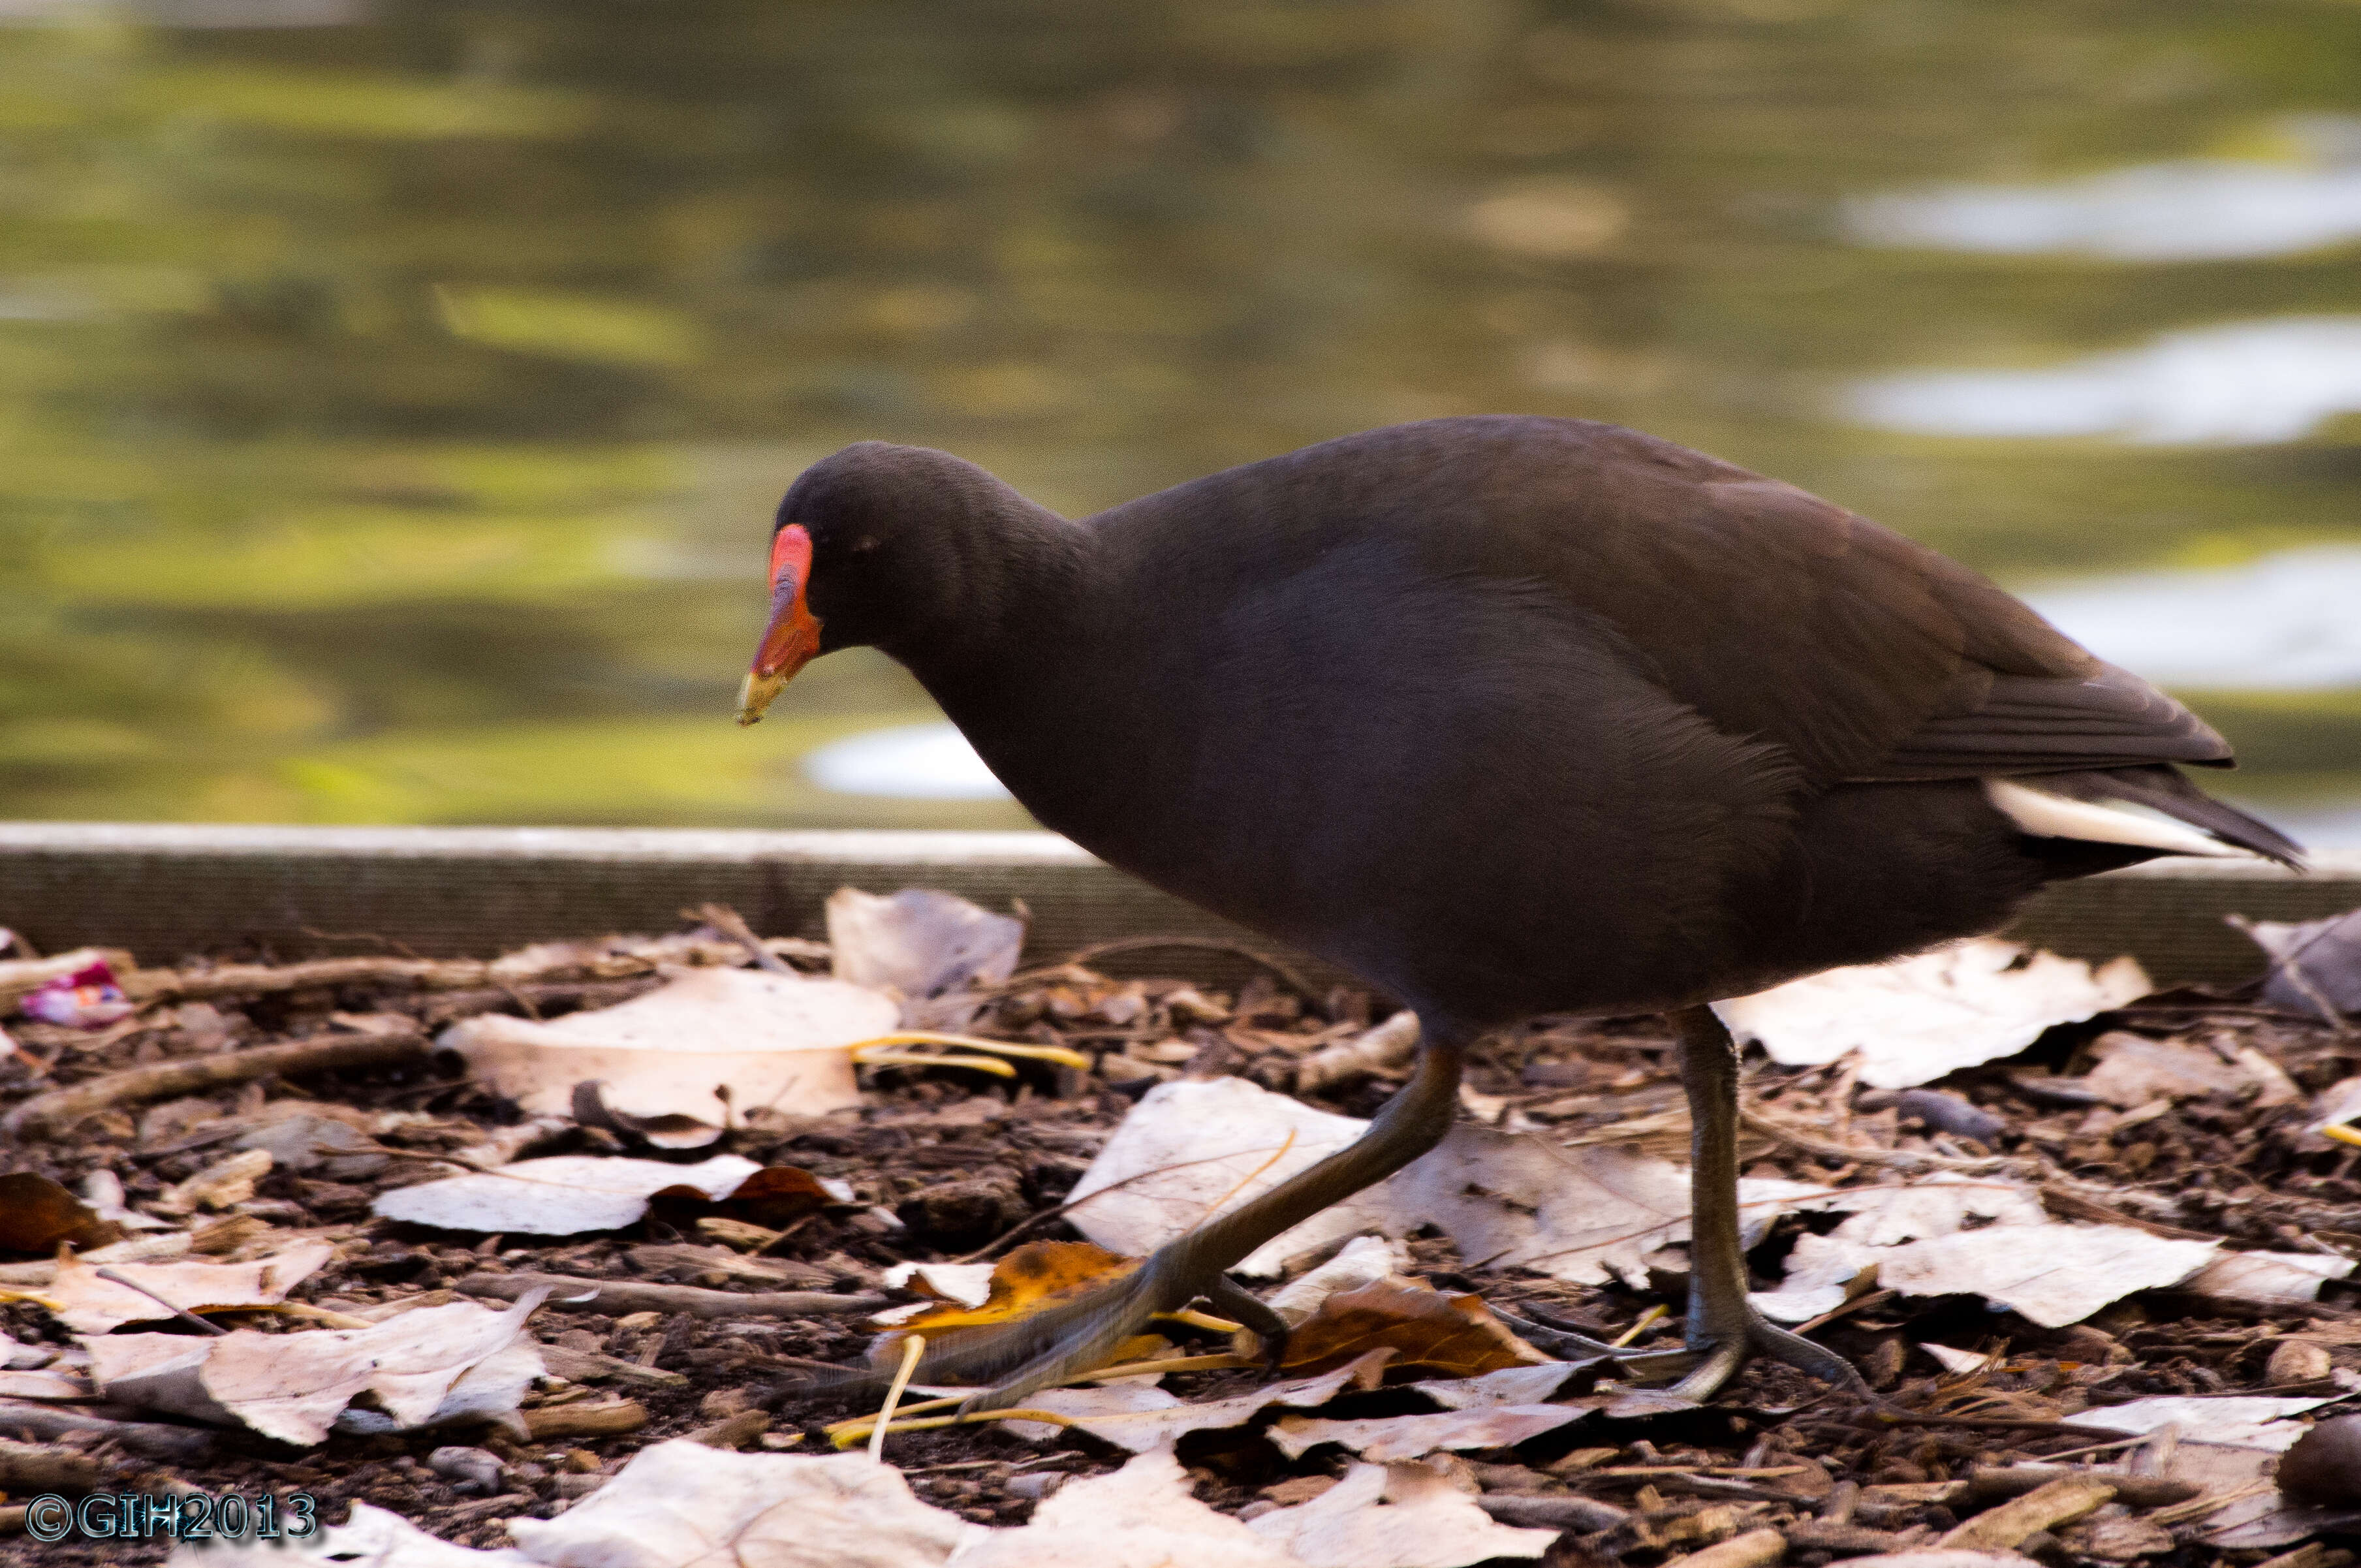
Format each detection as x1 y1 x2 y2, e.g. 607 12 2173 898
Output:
1666 1309 1869 1403
952 1272 1174 1413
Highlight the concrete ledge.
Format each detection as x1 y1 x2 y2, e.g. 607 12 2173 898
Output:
0 823 2353 988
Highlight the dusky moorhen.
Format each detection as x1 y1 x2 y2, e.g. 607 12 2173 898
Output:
738 416 2297 1405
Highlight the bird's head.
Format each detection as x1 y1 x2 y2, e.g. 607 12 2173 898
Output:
736 441 1034 725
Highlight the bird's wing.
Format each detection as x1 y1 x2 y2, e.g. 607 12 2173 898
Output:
1548 457 2231 783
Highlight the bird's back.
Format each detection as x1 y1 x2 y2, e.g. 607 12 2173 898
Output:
931 417 2276 1026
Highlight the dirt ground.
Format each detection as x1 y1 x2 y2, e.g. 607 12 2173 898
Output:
3 922 2358 1567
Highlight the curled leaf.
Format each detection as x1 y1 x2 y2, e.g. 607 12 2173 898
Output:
1281 1277 1552 1379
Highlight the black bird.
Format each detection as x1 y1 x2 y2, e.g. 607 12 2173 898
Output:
737 416 2298 1405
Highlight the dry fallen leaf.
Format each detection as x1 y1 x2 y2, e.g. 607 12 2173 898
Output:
994 1382 1184 1443
508 1439 969 1568
1868 1225 2215 1328
1389 1125 1830 1289
442 966 899 1129
1279 1276 1551 1378
1716 937 2151 1089
87 1290 549 1445
0 1367 89 1400
874 1240 1139 1360
947 1447 1294 1568
371 1154 765 1236
1246 1460 1558 1567
1270 1404 1587 1462
882 1261 996 1307
150 1148 275 1217
1267 1236 1409 1325
1832 1556 2042 1568
1065 1078 1398 1276
1073 1082 1826 1288
43 1240 336 1334
2064 1394 2331 1452
2186 1249 2356 1304
166 1499 525 1567
828 886 1024 1029
873 1260 1000 1328
1410 1361 1585 1410
1753 1174 2048 1321
2082 1031 2299 1108
1753 1174 2213 1328
2232 905 2361 1018
1000 1349 1394 1453
650 1165 841 1232
0 1172 121 1253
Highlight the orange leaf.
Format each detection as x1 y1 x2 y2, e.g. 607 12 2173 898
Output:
1279 1277 1552 1379
894 1240 1136 1337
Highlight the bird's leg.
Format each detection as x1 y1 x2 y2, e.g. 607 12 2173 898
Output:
1668 1004 1866 1401
913 1020 1471 1412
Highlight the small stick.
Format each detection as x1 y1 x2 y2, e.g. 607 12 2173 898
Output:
844 1407 1079 1446
4 1026 426 1139
0 1399 213 1463
1053 935 1322 1000
825 1351 1251 1443
457 1272 885 1319
95 1268 228 1335
689 903 798 975
871 1334 926 1462
1612 1304 1668 1348
1738 1105 2023 1174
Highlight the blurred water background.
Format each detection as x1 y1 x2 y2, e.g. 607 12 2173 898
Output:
2 0 2358 839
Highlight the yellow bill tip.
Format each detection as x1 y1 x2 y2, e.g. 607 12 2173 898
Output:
736 668 787 727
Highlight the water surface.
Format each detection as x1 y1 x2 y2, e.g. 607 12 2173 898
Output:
1 1 2356 836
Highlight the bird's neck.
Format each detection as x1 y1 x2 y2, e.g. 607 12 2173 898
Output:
880 492 1096 711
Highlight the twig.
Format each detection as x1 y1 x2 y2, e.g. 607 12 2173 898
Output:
0 1400 213 1464
2040 1184 2223 1242
689 903 797 975
1795 1291 1896 1336
93 1268 228 1336
112 934 788 1006
456 1272 885 1319
1738 1105 2023 1174
824 1351 1251 1444
522 1400 648 1441
3 1025 428 1140
2159 1478 2274 1528
1612 1304 1668 1347
1054 936 1322 1000
1297 1012 1421 1093
871 1334 926 1461
0 1437 108 1495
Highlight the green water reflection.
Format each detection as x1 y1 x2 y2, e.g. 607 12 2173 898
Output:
1 0 2357 832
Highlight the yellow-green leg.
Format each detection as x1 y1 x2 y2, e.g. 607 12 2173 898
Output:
1668 1004 1866 1400
913 1022 1473 1411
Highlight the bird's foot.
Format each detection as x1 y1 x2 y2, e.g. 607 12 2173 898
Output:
1669 1306 1867 1402
888 1257 1287 1415
1493 1308 1704 1383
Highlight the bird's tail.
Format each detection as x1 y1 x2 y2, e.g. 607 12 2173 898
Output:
1984 764 2302 868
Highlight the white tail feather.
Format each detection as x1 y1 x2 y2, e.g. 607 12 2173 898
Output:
1984 778 2241 858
